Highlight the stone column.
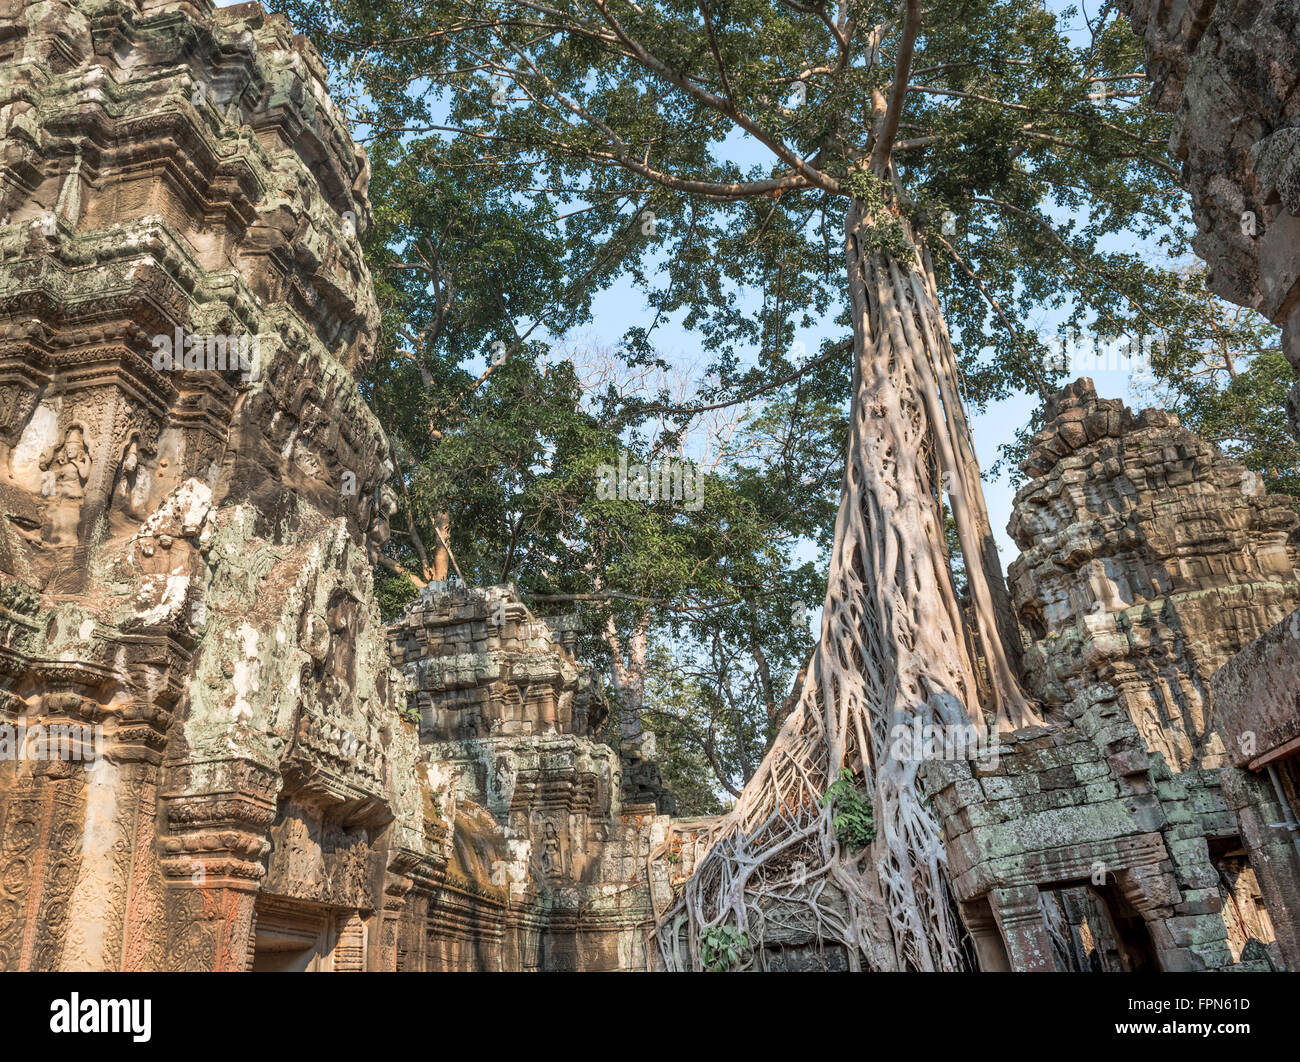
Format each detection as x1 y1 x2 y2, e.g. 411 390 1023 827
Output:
157 758 277 971
333 910 367 971
989 885 1058 971
960 898 1011 971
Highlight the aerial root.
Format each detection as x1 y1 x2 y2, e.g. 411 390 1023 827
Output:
651 207 1033 972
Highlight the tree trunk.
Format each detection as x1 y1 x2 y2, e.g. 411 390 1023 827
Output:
655 200 1040 972
431 511 451 582
605 615 648 746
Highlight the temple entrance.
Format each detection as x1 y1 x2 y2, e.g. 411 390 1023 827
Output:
1209 837 1277 965
1039 881 1158 971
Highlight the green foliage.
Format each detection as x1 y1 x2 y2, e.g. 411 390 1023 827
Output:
287 0 1194 415
398 694 421 728
374 564 420 621
822 769 877 850
1179 346 1300 505
842 171 915 259
642 639 770 816
1140 287 1300 504
282 0 1281 502
700 924 750 971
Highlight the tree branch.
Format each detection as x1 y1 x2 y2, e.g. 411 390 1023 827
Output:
871 0 921 173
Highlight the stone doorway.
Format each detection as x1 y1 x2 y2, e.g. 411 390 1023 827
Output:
964 880 1163 971
249 897 337 972
1088 881 1160 971
1039 884 1150 972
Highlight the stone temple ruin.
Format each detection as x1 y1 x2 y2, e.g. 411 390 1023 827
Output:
0 0 1296 971
390 583 679 971
925 380 1300 972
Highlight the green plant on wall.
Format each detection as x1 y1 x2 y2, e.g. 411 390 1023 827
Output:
700 924 750 972
822 769 877 850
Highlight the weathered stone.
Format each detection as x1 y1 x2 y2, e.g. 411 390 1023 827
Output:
1 0 1296 976
0 0 433 972
1213 606 1300 769
1008 377 1300 771
1119 0 1300 436
917 376 1300 971
393 581 677 969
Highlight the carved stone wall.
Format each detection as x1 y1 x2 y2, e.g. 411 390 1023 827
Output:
928 376 1300 971
4 0 1298 975
0 0 440 971
1210 586 1300 969
0 0 681 974
923 713 1291 971
1214 609 1300 770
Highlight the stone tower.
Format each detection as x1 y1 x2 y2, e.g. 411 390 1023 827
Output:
920 378 1300 973
1118 0 1300 973
391 582 687 971
2 0 1298 976
1007 378 1300 770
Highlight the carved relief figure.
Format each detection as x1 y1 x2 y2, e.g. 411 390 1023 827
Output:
111 435 152 525
38 426 90 546
540 821 561 877
324 591 361 689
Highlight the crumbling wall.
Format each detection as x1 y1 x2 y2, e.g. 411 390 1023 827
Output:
925 724 1247 972
1211 590 1300 969
4 0 1295 975
930 376 1300 971
391 582 683 971
1007 377 1300 769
